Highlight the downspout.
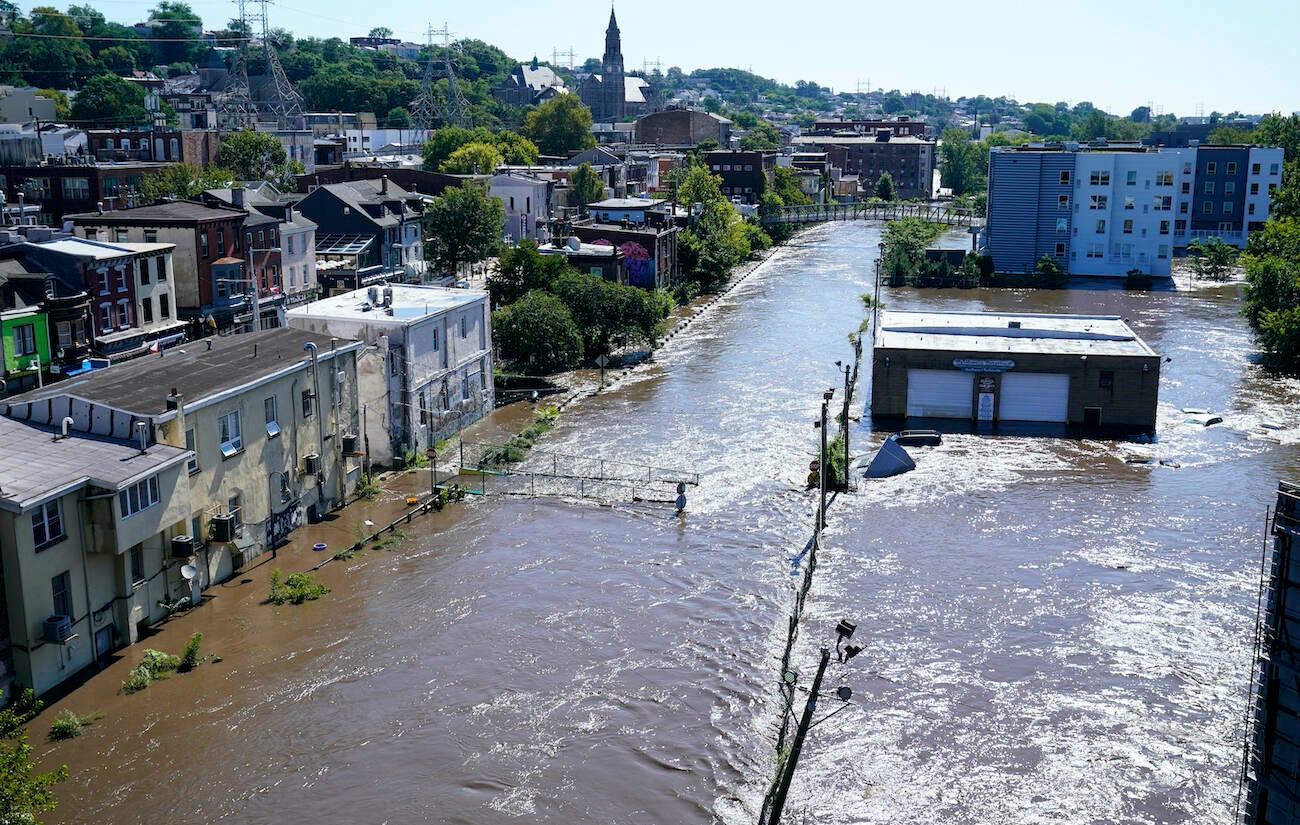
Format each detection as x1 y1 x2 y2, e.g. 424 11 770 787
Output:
304 342 325 512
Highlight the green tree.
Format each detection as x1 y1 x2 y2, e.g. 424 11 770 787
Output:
739 119 780 151
570 162 605 207
367 26 392 38
939 127 984 196
487 239 573 307
1187 237 1239 281
441 142 502 175
215 129 303 186
523 93 595 156
423 182 505 277
493 131 540 165
1243 255 1300 329
35 88 71 121
384 106 412 128
421 126 493 171
70 74 149 127
147 1 204 64
551 271 666 358
138 163 234 204
1209 125 1255 145
98 45 136 74
681 198 750 291
874 171 896 201
492 290 583 372
881 217 943 284
0 689 69 823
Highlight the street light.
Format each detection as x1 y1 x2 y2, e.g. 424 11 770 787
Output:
761 618 862 825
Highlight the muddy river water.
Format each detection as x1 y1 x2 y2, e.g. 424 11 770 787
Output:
40 222 1300 824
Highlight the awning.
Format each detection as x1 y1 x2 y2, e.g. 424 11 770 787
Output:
316 234 375 255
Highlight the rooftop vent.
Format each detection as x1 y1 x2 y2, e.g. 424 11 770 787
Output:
1008 321 1021 329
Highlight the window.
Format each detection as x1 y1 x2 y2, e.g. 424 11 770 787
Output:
141 297 153 323
1206 162 1216 175
1154 196 1172 211
119 476 160 518
1124 197 1135 210
460 316 468 338
1125 170 1137 186
139 259 151 285
200 231 209 258
1089 170 1110 186
159 294 170 319
1095 219 1106 234
286 236 294 255
1249 203 1257 216
1227 162 1237 175
99 303 113 333
1251 183 1260 195
1160 220 1170 235
1086 243 1104 259
1224 201 1233 213
1271 163 1280 175
130 544 145 584
115 268 128 291
217 229 225 251
1056 218 1068 232
1180 202 1190 214
1203 202 1213 214
1252 163 1261 175
1055 242 1066 256
1099 371 1114 389
1204 181 1215 194
1058 195 1069 210
1059 170 1071 185
264 395 280 437
13 323 35 356
144 229 158 243
115 229 129 243
257 230 264 248
229 496 242 530
1225 182 1236 195
1155 171 1174 187
185 427 198 474
217 410 242 457
1181 182 1191 194
116 300 131 328
1089 195 1108 210
51 571 71 618
61 177 89 199
33 500 65 550
418 391 427 424
1122 219 1133 235
1158 244 1169 259
301 389 314 419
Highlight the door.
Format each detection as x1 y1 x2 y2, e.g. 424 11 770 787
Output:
999 372 1070 422
906 370 974 419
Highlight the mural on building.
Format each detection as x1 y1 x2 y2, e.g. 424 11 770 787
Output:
619 241 654 288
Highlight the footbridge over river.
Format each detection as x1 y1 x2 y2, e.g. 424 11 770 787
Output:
761 201 984 228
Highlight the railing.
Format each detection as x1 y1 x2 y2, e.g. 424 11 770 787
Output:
761 201 982 227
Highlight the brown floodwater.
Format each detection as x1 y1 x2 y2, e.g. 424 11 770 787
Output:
35 222 1300 824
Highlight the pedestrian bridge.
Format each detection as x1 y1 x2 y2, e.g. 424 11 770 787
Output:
453 442 699 505
761 202 984 228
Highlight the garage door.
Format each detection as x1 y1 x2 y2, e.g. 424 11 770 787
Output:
906 370 974 419
999 372 1070 422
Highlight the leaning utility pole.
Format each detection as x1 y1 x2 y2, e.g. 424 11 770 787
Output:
764 647 831 825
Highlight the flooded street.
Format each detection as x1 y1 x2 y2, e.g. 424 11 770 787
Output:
41 221 1300 824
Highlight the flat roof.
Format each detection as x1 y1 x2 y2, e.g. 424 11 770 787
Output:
875 310 1157 358
286 283 487 325
0 416 189 512
589 197 658 209
8 328 352 416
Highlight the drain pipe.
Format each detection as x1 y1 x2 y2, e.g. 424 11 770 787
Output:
304 342 325 512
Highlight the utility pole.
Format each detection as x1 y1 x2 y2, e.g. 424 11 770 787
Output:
766 647 831 825
818 391 830 534
840 362 851 490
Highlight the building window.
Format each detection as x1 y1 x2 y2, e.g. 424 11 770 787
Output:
1058 195 1069 210
265 395 280 437
1089 195 1108 210
185 427 198 473
1059 170 1071 185
229 496 242 530
114 229 129 243
1206 162 1216 175
1225 182 1236 195
1158 244 1169 259
33 500 65 550
1095 219 1106 234
1224 201 1233 213
460 316 468 338
1055 242 1066 256
1204 181 1215 194
1124 197 1135 210
200 231 209 258
99 303 113 333
1122 219 1133 235
1227 162 1237 175
61 177 89 200
1160 220 1170 235
1086 243 1104 259
119 476 161 518
1180 202 1190 214
144 229 158 242
51 571 72 618
1155 171 1173 187
1056 218 1068 232
1251 182 1260 195
217 229 225 251
139 259 151 285
117 300 131 328
1249 203 1257 216
159 294 170 318
141 297 153 323
217 410 242 457
1154 196 1172 211
1122 170 1135 186
1252 163 1261 175
1089 170 1110 186
130 544 145 585
1271 163 1280 175
1098 371 1114 389
1203 202 1213 214
1181 182 1190 194
13 323 36 356
418 391 427 424
301 389 314 419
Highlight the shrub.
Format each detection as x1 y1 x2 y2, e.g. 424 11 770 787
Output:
121 665 152 694
179 633 203 672
269 570 331 605
49 709 103 741
354 473 382 500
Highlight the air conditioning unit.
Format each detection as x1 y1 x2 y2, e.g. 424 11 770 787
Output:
341 434 359 455
171 534 196 558
42 615 72 644
210 513 236 543
303 453 320 475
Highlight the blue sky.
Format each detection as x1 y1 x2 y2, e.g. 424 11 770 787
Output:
97 0 1299 116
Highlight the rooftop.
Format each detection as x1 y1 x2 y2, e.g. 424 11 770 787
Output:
7 328 353 416
66 200 247 224
875 310 1157 358
33 238 138 261
793 135 934 146
0 416 188 513
589 197 658 209
286 283 487 324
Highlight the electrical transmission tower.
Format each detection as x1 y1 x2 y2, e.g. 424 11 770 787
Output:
552 46 575 71
641 57 661 75
259 0 304 128
412 23 470 131
219 0 302 131
219 0 256 131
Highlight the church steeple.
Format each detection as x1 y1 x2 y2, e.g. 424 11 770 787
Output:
604 6 621 63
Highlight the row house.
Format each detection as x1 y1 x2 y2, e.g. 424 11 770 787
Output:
296 177 425 290
0 161 171 223
569 220 678 291
198 184 322 308
66 200 256 329
0 327 362 697
0 259 50 395
489 173 551 244
85 129 185 164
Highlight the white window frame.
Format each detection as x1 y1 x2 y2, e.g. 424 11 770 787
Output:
218 410 242 457
32 499 64 550
119 476 161 518
185 427 198 474
265 395 280 437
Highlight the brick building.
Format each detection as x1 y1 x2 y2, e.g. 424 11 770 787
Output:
792 133 936 201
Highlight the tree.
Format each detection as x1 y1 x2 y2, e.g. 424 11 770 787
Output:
216 129 301 185
421 126 493 171
1035 255 1066 287
367 26 392 38
492 131 539 166
441 142 502 175
0 689 68 823
70 74 149 127
35 89 71 121
147 1 204 64
384 106 412 128
874 171 896 201
739 120 780 151
675 164 726 207
570 162 605 207
1209 125 1255 145
523 94 595 156
424 182 505 277
488 239 572 307
1186 237 1239 281
939 127 984 196
550 271 667 358
138 163 234 204
492 291 583 372
881 217 943 284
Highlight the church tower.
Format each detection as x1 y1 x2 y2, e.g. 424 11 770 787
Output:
600 7 626 122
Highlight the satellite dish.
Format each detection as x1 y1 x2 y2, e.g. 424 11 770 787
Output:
181 564 198 580
836 686 853 701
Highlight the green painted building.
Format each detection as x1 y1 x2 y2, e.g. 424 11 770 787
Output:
0 260 53 394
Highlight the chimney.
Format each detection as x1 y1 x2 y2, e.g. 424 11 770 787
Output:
381 175 389 194
231 185 244 208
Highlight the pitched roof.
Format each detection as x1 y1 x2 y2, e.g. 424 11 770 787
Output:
66 200 248 224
